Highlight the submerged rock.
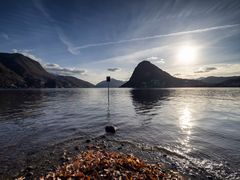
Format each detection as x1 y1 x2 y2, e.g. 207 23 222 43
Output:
85 139 91 143
105 126 116 133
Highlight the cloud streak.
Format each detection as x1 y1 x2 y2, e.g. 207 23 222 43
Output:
72 24 240 50
44 63 86 75
57 30 79 55
34 0 78 55
194 67 217 73
107 68 121 72
1 33 9 40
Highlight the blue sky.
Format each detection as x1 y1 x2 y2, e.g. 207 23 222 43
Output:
1 0 240 84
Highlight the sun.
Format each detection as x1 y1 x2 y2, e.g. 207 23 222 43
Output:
177 45 197 64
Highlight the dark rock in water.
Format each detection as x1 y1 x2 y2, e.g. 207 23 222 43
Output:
117 146 122 150
105 126 116 133
207 176 214 180
25 171 33 177
85 139 91 143
60 157 65 162
25 166 34 172
74 146 79 151
171 163 177 169
100 135 106 139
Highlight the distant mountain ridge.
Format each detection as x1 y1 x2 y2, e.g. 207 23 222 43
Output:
121 61 240 88
96 78 125 88
0 53 94 88
199 76 240 84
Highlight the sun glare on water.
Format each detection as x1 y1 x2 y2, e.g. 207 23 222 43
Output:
177 45 197 64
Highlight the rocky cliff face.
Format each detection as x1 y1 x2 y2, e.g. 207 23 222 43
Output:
0 53 94 88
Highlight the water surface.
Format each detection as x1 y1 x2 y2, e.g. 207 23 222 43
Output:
0 88 239 179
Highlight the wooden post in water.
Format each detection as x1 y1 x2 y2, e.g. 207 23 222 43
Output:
105 76 116 134
106 76 110 105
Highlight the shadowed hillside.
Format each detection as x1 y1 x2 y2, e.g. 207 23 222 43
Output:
121 61 206 88
0 53 94 88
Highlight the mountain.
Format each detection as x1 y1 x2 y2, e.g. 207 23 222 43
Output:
199 76 240 84
121 61 206 88
96 78 126 88
0 53 94 88
217 77 240 87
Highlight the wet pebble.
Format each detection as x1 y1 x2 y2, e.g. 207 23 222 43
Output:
25 166 34 172
74 146 79 151
25 171 33 177
207 176 213 180
45 160 50 164
86 139 91 143
171 163 177 169
117 147 123 150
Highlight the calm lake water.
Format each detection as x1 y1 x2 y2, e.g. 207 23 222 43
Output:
0 88 239 179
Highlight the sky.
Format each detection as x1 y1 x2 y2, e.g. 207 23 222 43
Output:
0 0 240 84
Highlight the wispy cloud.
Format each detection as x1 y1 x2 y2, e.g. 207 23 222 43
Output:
194 67 217 73
12 49 43 62
33 0 54 22
146 56 158 60
156 59 165 64
173 73 181 76
33 0 77 55
56 29 79 55
90 45 169 66
145 56 165 64
72 24 240 51
1 33 9 40
44 63 86 75
107 68 121 72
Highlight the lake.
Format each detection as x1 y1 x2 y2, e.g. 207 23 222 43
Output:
0 88 239 179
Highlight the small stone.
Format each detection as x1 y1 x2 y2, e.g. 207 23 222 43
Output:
60 156 65 162
117 147 122 150
25 166 34 171
25 171 33 177
74 146 79 151
85 139 91 143
207 176 213 180
45 160 50 164
163 154 167 158
86 144 93 149
105 126 116 133
171 163 177 169
101 135 106 139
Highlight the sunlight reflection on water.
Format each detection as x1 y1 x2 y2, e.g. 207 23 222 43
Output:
179 105 193 153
